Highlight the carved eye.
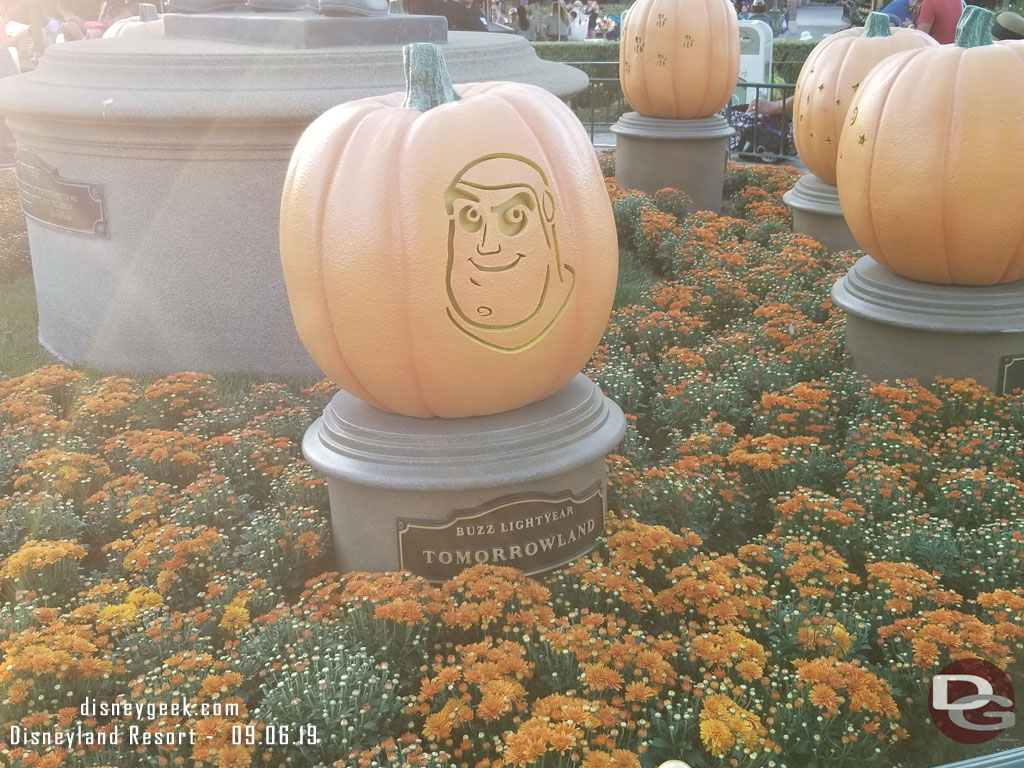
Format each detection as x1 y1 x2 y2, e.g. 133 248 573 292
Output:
499 206 528 236
458 205 482 233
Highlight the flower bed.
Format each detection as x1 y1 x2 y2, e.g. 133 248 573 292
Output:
1 165 1022 768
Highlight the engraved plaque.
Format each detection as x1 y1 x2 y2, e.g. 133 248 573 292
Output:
397 485 605 582
15 149 106 236
998 355 1024 396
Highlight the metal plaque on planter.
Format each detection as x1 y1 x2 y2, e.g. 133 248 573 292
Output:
15 149 107 236
397 485 605 582
998 354 1024 396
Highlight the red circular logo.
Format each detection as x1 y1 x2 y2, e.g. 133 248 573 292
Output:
928 658 1016 744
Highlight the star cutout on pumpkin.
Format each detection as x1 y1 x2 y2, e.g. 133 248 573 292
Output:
818 83 825 92
858 134 866 145
852 82 860 90
835 98 841 106
825 136 832 144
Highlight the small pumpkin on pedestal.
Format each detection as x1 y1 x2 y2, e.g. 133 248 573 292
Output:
610 0 739 210
831 6 1024 396
783 12 936 251
618 0 739 120
283 45 626 580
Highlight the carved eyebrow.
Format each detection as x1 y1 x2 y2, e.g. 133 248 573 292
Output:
445 186 481 208
492 191 535 214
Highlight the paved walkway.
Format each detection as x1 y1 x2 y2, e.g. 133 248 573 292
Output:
782 2 849 38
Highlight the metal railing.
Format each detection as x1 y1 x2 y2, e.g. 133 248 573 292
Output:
563 61 798 163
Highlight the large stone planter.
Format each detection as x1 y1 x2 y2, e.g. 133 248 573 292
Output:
302 374 626 581
0 16 588 377
611 112 733 213
832 255 1024 393
784 172 860 253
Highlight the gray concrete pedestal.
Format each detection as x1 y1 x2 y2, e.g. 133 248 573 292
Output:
832 256 1024 393
302 374 626 581
611 112 733 213
783 173 859 253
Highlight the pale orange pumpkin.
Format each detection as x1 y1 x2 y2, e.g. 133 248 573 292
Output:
836 6 1024 285
618 0 739 119
794 12 936 185
279 44 618 419
103 3 164 37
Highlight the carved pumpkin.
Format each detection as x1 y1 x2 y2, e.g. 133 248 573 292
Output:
836 6 1024 285
103 3 164 37
618 0 740 119
794 12 936 185
279 44 618 419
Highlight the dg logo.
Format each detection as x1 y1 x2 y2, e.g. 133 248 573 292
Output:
929 658 1016 744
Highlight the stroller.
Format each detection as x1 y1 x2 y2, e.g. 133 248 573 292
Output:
841 0 873 26
728 103 795 163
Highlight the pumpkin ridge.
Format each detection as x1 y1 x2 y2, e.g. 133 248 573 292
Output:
695 0 711 116
719 0 740 117
392 107 436 417
282 103 384 409
861 54 917 274
638 0 655 114
322 108 409 413
825 37 858 170
668 0 680 118
940 51 964 284
1000 54 1024 283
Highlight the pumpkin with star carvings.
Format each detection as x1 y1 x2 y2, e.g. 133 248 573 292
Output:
836 6 1024 285
794 12 935 185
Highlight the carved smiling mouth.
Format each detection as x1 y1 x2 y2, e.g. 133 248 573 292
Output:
469 253 526 272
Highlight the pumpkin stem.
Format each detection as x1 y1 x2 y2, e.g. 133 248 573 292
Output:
862 11 891 37
402 43 460 112
138 2 159 20
955 5 994 48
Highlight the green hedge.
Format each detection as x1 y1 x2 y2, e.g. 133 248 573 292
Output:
533 38 819 84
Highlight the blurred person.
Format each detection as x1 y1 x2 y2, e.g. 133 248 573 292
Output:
443 0 488 31
584 0 598 37
880 0 921 26
568 0 587 39
915 0 961 43
540 1 569 40
98 0 133 29
748 0 770 23
57 0 87 40
509 5 537 39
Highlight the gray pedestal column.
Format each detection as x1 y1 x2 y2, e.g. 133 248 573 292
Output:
0 17 588 378
302 374 626 581
783 173 859 253
832 256 1024 393
611 112 733 213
